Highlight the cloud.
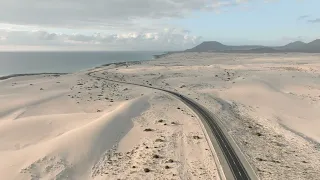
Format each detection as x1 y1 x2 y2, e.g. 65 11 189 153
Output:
0 0 248 29
297 15 309 20
236 0 249 3
0 29 201 51
0 0 271 50
297 15 320 24
281 36 306 42
308 18 320 23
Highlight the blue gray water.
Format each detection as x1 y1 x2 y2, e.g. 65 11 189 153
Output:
0 51 160 76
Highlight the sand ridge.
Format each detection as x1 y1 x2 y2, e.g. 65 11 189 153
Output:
1 52 320 179
0 64 219 179
99 52 320 179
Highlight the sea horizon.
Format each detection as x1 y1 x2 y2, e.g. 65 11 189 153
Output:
0 51 162 77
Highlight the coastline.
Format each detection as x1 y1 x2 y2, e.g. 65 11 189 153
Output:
0 52 220 180
153 51 183 59
1 52 320 180
0 51 159 80
0 73 68 80
0 59 146 81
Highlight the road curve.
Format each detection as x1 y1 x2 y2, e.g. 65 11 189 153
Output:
88 71 257 180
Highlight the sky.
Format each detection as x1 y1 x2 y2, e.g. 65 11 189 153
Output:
0 0 319 51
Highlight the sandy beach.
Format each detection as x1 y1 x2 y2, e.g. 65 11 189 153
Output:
1 52 320 180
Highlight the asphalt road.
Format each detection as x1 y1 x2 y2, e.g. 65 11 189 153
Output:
88 71 254 180
176 93 251 180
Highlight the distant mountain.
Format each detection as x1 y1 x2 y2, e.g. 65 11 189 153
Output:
185 39 320 53
308 39 320 47
280 41 306 50
185 41 262 52
248 47 279 53
186 41 228 52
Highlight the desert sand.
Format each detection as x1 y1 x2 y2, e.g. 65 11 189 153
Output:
0 62 219 179
1 52 320 180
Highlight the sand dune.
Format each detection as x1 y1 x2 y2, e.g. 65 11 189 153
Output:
0 73 149 179
99 52 320 179
0 96 150 179
2 52 319 179
0 68 218 179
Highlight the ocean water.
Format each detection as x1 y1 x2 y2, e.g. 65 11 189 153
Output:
0 51 160 76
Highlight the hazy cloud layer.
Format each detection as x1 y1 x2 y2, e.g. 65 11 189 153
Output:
0 0 247 28
0 29 201 50
3 0 300 50
0 0 252 50
308 18 320 23
297 15 320 24
297 15 309 20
